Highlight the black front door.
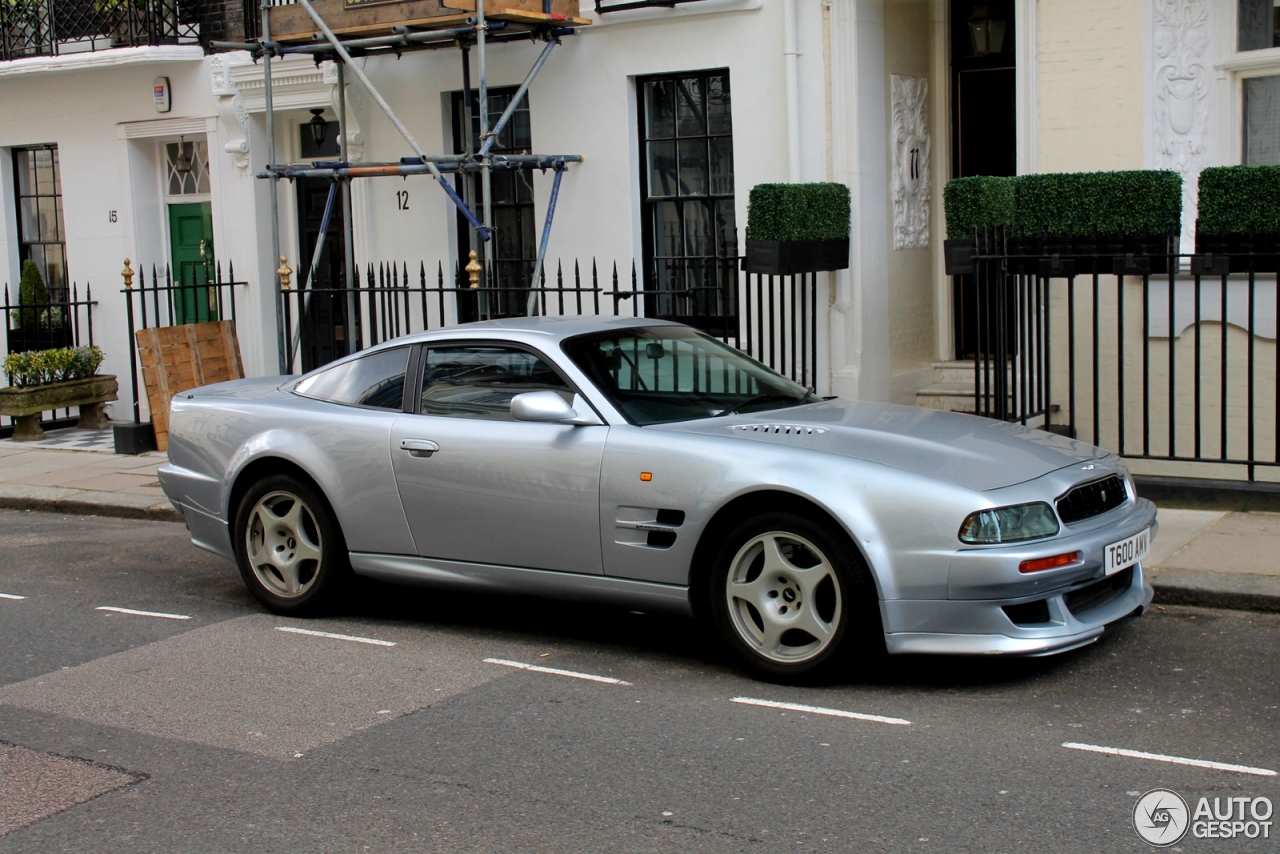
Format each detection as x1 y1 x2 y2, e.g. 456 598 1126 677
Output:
295 176 348 373
951 0 1016 360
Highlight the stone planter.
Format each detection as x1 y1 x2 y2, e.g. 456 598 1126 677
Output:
0 375 118 441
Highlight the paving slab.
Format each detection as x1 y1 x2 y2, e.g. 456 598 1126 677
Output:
1153 511 1280 576
1145 508 1226 567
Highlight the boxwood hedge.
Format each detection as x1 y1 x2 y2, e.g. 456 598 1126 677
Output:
944 170 1182 239
745 183 850 242
1197 165 1280 235
944 176 1015 239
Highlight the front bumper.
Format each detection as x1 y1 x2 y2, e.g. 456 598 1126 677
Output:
882 497 1157 656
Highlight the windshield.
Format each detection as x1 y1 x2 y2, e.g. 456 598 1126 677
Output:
562 326 815 425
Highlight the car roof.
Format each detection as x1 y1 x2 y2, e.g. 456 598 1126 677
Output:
394 315 684 347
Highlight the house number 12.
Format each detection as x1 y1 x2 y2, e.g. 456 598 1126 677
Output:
396 190 409 211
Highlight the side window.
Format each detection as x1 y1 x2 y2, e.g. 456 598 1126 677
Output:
294 347 409 410
420 345 570 420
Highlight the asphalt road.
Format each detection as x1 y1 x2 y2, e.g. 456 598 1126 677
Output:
0 509 1277 853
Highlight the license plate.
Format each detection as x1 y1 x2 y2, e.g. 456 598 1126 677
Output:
1104 528 1150 575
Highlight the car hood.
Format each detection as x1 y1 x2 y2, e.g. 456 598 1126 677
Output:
655 399 1110 491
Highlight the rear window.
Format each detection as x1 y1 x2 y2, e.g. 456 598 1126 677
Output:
293 347 409 411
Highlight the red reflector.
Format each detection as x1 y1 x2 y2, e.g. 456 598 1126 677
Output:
1019 552 1080 574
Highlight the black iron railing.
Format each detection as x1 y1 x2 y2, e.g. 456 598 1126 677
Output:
279 257 822 390
968 230 1280 480
0 0 257 60
121 262 246 423
1 281 97 434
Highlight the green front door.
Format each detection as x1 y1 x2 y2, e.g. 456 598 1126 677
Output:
168 202 215 324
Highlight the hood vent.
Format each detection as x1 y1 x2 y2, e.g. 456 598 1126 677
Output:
731 424 829 436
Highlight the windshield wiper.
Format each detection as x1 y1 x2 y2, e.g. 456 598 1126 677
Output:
715 390 816 418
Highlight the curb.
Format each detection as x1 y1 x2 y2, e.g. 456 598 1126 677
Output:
1150 569 1280 614
0 484 182 524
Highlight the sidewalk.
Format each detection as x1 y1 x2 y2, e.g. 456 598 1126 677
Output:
1 428 1278 613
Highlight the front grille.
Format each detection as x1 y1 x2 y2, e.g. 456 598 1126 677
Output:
1056 475 1127 524
1063 567 1133 617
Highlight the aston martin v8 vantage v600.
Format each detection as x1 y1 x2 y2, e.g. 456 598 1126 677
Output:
158 317 1156 680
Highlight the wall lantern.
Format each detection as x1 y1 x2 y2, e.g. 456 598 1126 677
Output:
967 3 1008 57
308 109 328 147
174 136 193 175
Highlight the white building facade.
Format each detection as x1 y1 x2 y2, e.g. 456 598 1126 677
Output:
0 0 1276 424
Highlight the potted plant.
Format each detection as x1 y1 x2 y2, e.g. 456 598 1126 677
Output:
743 183 850 275
7 260 70 352
1195 165 1280 272
0 345 117 441
943 175 1014 275
1012 170 1181 273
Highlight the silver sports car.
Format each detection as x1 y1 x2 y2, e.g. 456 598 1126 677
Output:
158 316 1156 681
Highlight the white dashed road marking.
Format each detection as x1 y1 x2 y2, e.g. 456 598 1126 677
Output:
731 697 912 726
483 658 632 685
0 593 26 600
275 626 397 647
1062 742 1277 777
96 606 191 621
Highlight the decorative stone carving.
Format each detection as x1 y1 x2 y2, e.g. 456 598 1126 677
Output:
330 79 366 162
891 74 930 250
1153 0 1211 238
211 56 251 169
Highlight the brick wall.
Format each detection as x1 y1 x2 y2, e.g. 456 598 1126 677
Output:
1037 0 1145 172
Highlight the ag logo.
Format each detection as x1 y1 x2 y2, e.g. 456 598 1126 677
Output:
1134 788 1190 846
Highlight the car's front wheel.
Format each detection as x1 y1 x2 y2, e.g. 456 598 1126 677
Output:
708 512 881 682
233 474 350 615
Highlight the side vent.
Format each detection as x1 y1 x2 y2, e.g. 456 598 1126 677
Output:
731 424 829 436
615 506 686 550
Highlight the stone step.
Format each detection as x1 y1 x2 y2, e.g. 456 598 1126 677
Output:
930 359 1017 386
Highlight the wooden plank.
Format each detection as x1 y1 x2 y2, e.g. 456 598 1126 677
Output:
267 0 588 42
136 321 244 453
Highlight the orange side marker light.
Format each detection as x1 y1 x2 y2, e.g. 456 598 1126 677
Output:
1019 551 1081 574
640 472 653 482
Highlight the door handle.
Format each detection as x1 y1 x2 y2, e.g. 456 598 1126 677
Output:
399 439 440 458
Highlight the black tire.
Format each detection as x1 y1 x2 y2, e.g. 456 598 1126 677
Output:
706 511 883 683
232 473 351 616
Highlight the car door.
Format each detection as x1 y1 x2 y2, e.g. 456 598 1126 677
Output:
390 341 607 575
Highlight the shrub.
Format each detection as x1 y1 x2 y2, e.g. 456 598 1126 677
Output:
942 171 1182 240
944 176 1015 239
1013 170 1182 238
746 183 851 242
13 260 48 328
1196 165 1280 235
4 345 104 388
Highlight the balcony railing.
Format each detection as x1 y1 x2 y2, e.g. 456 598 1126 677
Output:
0 0 256 60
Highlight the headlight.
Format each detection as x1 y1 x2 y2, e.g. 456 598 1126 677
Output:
958 502 1060 544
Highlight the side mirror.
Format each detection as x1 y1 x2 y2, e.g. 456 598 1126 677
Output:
510 390 578 423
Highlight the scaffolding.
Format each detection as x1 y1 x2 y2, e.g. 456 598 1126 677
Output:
208 0 589 371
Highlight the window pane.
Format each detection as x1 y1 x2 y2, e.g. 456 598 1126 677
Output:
648 140 678 197
715 200 738 256
42 244 65 293
709 137 734 196
1245 74 1280 165
1238 0 1280 50
20 198 38 243
294 347 409 410
683 200 713 257
33 149 54 196
678 139 708 195
37 197 59 242
645 80 675 138
16 151 34 196
421 345 569 420
653 201 681 257
675 78 705 137
707 75 732 134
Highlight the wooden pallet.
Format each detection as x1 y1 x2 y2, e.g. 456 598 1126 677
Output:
267 0 588 43
136 321 245 452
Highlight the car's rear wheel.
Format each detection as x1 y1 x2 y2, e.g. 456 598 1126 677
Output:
708 512 882 682
233 474 350 615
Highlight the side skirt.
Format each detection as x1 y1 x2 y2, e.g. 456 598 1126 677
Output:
348 552 695 617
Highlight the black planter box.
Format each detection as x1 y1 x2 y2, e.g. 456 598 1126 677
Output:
743 238 850 275
944 238 977 275
1003 234 1175 276
1194 232 1280 273
114 422 157 455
